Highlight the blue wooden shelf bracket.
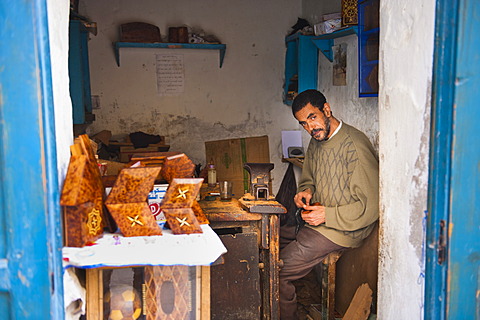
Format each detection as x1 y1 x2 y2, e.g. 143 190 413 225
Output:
311 26 358 62
312 38 335 62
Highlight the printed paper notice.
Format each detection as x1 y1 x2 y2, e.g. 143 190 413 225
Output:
156 54 184 96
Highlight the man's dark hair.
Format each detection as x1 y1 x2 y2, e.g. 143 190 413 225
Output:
291 89 327 115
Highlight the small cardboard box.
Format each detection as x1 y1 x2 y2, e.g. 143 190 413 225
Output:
147 184 168 221
205 135 270 198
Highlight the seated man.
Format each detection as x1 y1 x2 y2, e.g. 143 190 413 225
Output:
279 90 379 319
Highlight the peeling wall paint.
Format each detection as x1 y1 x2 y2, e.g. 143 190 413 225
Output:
80 0 303 193
377 0 435 318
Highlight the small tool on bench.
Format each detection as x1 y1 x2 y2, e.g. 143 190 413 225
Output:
243 162 274 200
240 163 286 215
240 163 286 255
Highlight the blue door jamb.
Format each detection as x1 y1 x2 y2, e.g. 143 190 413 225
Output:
444 0 480 317
35 0 65 317
426 0 480 318
425 0 458 318
0 0 64 318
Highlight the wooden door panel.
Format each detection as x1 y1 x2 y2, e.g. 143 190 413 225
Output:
211 233 261 319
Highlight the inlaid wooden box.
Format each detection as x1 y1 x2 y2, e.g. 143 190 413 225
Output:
86 266 210 320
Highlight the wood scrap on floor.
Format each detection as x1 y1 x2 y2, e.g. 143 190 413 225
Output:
293 269 322 320
342 283 372 320
307 304 322 320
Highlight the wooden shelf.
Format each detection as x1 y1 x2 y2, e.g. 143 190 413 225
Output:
114 42 227 67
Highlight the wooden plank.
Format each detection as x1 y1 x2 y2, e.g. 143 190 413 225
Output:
200 198 262 222
342 283 372 320
308 304 323 320
101 159 127 176
335 224 378 315
259 214 280 319
201 266 211 320
321 252 342 320
86 269 103 320
327 257 337 320
238 194 287 215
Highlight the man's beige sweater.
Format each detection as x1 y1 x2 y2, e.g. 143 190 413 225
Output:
298 122 379 248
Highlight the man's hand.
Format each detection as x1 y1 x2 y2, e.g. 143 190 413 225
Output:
294 189 313 208
301 203 326 226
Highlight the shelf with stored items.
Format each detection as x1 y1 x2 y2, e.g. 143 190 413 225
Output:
114 42 227 68
283 27 359 106
284 33 319 105
308 3 379 98
358 0 379 97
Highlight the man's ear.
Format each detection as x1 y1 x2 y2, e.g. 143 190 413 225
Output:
323 103 332 117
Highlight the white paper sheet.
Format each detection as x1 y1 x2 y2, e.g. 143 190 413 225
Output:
156 54 184 96
281 130 303 158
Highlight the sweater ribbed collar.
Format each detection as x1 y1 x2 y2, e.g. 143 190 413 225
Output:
311 121 347 148
327 120 343 140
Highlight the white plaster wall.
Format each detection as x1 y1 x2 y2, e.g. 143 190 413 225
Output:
80 0 303 193
377 1 435 319
317 34 379 150
47 0 73 182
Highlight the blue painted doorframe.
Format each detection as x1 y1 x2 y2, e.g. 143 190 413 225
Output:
426 0 480 318
0 0 64 319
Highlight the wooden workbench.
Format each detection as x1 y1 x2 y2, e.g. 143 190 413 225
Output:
200 197 285 320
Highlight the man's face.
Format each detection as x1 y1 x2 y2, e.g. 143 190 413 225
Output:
294 103 331 142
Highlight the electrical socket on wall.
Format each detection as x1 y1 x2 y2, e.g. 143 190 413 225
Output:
91 95 100 109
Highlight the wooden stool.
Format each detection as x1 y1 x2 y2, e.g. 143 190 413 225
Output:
320 251 343 320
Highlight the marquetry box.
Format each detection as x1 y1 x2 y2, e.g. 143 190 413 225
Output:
342 0 358 25
86 266 210 320
61 135 107 247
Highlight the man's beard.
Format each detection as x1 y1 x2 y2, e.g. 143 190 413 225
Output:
310 117 331 141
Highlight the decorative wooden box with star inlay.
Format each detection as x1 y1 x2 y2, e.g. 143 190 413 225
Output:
61 135 108 247
161 178 204 234
105 166 163 237
160 154 209 226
